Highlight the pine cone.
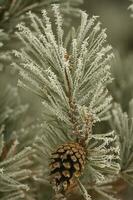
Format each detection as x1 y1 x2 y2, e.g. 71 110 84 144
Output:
49 142 86 193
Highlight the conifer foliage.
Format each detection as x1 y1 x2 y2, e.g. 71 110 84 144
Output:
13 5 120 199
111 100 133 186
0 0 133 200
0 82 32 200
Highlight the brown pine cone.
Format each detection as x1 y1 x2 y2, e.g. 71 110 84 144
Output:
49 142 86 193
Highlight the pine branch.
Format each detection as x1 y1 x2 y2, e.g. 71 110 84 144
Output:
0 0 83 73
0 0 83 32
13 5 120 199
0 81 39 200
0 127 33 200
110 100 133 186
14 6 113 127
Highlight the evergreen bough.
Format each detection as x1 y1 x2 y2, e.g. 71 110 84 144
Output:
13 5 121 200
0 1 133 200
